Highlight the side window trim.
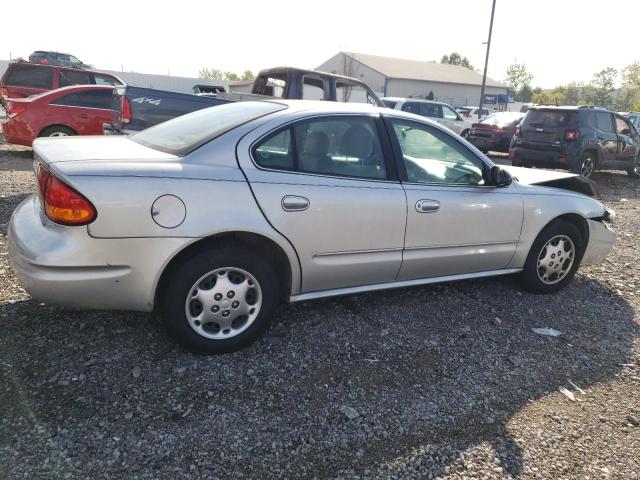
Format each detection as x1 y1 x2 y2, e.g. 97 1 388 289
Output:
381 114 491 186
249 114 398 182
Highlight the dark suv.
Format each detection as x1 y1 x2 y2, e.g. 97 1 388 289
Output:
510 106 640 178
28 51 91 69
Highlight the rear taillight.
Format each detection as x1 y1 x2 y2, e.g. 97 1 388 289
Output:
514 126 522 137
36 163 96 225
121 97 132 124
7 104 27 118
564 129 580 141
40 59 49 65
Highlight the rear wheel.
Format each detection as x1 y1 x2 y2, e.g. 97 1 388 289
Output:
574 153 596 178
520 219 585 294
160 247 280 354
626 153 640 179
39 126 76 138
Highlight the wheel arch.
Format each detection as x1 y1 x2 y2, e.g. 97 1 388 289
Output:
581 147 600 167
154 230 296 308
38 124 77 137
538 213 590 248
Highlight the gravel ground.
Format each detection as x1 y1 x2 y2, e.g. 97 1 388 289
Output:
0 139 638 479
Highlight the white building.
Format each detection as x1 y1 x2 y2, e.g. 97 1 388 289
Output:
317 52 508 108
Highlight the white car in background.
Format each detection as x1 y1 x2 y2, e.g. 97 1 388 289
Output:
456 105 496 120
382 97 473 138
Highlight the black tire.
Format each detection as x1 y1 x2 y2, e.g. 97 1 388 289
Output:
39 126 76 138
573 152 596 178
520 219 585 294
160 247 281 354
626 153 640 179
461 129 470 139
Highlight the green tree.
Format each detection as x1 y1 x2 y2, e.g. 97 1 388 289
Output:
616 62 640 111
198 67 224 80
426 90 434 100
224 71 240 81
585 67 617 109
505 62 534 101
440 52 474 70
241 70 255 81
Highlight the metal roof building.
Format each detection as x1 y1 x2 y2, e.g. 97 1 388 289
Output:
317 52 508 107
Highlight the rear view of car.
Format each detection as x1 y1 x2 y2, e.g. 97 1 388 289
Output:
511 106 640 178
468 112 524 153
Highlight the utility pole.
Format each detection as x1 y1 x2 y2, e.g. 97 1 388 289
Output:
479 0 497 121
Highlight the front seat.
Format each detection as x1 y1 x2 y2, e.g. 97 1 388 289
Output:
299 131 331 173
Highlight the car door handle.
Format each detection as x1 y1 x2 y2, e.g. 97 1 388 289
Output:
281 195 310 212
415 199 440 213
79 113 89 119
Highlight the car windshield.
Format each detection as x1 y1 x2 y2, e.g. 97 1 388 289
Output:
131 101 287 156
481 112 524 126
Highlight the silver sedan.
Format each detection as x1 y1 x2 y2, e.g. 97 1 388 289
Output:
8 101 616 353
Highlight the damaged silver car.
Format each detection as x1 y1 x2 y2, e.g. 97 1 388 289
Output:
8 101 616 353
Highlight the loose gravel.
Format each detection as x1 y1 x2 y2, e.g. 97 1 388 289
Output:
0 139 638 479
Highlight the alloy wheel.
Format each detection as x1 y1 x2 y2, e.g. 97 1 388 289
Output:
185 267 262 340
580 156 594 177
48 132 69 137
536 235 575 285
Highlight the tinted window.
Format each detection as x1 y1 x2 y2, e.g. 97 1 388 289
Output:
525 110 573 128
382 100 397 109
254 117 387 180
390 118 485 185
481 112 524 126
51 90 113 109
59 69 92 87
132 101 286 156
596 112 613 133
6 66 53 88
420 103 442 118
401 102 421 114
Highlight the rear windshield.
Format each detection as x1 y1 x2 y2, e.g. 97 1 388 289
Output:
457 107 472 113
524 110 574 128
6 65 53 88
131 101 287 156
481 112 524 126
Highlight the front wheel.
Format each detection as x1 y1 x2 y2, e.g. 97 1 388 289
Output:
160 247 281 354
627 153 640 179
520 220 585 294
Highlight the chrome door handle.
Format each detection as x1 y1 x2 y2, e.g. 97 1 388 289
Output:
415 199 440 213
281 195 310 212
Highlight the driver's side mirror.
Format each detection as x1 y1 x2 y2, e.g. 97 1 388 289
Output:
487 165 512 187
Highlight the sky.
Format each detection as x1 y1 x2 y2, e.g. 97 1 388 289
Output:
4 0 639 89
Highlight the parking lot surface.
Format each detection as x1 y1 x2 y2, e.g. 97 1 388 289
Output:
0 139 638 479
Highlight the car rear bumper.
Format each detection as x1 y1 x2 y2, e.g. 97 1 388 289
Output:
8 195 189 312
581 219 616 266
510 147 578 170
1 118 33 146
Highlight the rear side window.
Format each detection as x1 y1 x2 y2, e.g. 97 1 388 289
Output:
6 66 53 88
59 69 92 87
596 112 614 133
94 74 121 86
525 110 574 128
253 116 387 180
401 102 421 114
302 75 325 100
51 90 114 109
382 100 397 109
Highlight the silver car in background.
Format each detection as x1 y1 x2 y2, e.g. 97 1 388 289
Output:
8 101 616 353
382 97 473 138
